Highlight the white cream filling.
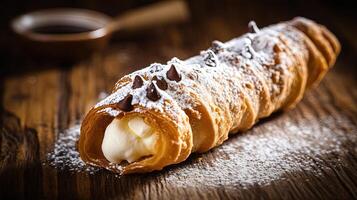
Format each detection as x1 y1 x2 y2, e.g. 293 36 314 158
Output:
101 117 157 163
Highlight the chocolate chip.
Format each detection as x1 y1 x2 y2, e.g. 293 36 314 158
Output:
273 44 282 53
117 94 133 111
240 45 254 59
146 83 161 101
149 64 163 73
132 75 144 89
152 76 168 90
166 65 181 82
248 21 259 33
203 51 217 67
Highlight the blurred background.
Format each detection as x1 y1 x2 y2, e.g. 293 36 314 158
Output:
0 0 356 75
0 1 356 199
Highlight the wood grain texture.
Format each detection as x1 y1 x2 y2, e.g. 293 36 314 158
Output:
1 0 357 199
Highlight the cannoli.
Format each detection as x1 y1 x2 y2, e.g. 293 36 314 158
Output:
78 17 340 174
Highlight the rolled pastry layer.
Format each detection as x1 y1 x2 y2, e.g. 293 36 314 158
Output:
79 17 340 174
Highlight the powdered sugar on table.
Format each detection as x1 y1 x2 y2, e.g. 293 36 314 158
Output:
164 115 356 188
47 113 356 187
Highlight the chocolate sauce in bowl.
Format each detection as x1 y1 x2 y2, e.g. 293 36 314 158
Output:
31 24 95 34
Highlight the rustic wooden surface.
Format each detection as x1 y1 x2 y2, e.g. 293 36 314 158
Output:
1 0 357 199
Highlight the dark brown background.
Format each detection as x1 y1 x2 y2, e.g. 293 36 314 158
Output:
1 0 357 199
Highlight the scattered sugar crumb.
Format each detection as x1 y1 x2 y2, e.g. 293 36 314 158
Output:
47 115 356 188
164 115 356 188
47 125 100 174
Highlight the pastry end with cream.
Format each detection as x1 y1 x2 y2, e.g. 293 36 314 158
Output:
101 117 158 164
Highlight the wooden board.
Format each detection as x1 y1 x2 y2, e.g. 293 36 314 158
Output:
1 1 357 199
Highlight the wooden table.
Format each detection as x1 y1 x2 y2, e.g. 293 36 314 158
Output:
1 1 356 199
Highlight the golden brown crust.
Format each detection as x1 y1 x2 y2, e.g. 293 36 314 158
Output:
290 17 336 67
319 25 341 57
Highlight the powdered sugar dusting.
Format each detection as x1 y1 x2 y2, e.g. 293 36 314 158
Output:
99 107 120 117
48 113 357 187
93 23 282 122
164 115 356 188
47 125 100 173
47 114 356 187
92 21 310 138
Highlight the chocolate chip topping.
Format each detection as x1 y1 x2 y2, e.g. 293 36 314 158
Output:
149 64 163 73
117 94 133 111
248 21 259 33
166 65 181 82
273 44 282 53
132 75 144 89
146 83 161 101
203 51 217 67
152 76 168 90
241 45 254 59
